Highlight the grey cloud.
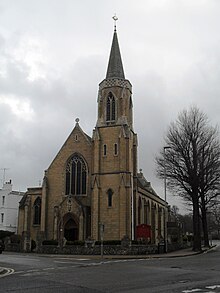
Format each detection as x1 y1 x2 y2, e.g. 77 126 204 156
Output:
0 1 220 214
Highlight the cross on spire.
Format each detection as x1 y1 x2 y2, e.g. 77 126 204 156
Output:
112 14 118 31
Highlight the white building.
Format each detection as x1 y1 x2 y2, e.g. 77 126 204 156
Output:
0 180 24 233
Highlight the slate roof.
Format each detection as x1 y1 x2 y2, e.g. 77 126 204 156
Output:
137 172 158 197
19 193 28 208
106 29 125 79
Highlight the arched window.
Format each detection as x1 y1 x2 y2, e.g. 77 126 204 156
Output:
106 92 116 122
107 189 113 207
33 197 41 225
65 154 87 195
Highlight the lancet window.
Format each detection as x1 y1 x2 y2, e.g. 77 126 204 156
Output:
106 92 116 122
33 197 41 225
107 189 113 207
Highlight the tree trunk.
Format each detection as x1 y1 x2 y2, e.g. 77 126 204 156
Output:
200 205 209 247
192 196 202 251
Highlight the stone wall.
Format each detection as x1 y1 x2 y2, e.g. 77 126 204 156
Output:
37 244 158 255
5 242 189 255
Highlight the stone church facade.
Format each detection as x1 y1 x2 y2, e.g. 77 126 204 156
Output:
18 27 167 251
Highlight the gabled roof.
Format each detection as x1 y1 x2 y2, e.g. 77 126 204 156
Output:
19 193 28 208
71 120 92 144
106 29 125 79
47 120 92 171
19 187 42 208
137 172 158 197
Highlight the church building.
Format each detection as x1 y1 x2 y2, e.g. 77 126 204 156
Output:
18 24 167 251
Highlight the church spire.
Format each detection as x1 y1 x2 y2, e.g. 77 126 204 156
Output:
106 16 125 79
97 17 132 129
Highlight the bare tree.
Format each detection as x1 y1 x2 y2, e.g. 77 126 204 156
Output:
169 205 180 221
156 106 220 251
210 204 220 239
179 213 193 235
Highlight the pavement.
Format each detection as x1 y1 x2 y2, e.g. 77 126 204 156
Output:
0 245 216 276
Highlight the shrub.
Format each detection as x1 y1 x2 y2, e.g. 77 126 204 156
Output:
186 235 193 242
212 233 220 240
31 239 36 251
42 240 58 246
95 240 121 245
10 234 21 244
171 236 179 243
182 235 188 242
0 230 14 240
66 240 85 246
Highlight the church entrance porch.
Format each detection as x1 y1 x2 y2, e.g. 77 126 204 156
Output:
60 213 79 242
64 218 78 241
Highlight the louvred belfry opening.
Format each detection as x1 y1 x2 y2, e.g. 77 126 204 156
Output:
106 92 116 122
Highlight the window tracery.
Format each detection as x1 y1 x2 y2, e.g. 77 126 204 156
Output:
65 154 87 195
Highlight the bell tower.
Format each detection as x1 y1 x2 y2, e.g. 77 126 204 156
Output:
92 20 138 241
96 23 133 129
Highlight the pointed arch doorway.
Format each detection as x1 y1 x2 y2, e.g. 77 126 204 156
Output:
63 214 79 241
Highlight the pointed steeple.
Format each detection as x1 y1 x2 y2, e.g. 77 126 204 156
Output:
106 28 125 79
97 18 133 128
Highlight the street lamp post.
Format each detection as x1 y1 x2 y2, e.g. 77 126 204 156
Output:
99 223 104 259
164 146 171 253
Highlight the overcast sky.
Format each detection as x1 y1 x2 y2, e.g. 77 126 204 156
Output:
0 0 220 213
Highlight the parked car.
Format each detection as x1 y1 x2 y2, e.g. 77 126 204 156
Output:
0 240 5 254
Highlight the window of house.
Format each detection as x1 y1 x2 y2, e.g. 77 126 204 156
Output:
114 143 118 155
2 196 5 206
106 92 116 122
107 189 113 207
65 154 87 195
103 144 107 156
1 213 4 223
33 197 41 225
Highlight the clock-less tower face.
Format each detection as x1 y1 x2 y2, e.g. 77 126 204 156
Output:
91 27 138 241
